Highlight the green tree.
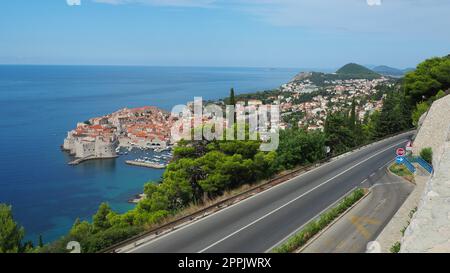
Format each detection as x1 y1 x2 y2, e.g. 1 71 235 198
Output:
276 129 326 168
93 203 113 231
0 204 25 253
69 219 93 244
324 112 355 154
362 111 380 141
252 151 277 180
229 88 237 123
38 234 44 248
376 91 411 137
229 88 236 107
411 101 430 127
349 98 357 132
404 55 450 105
434 90 447 100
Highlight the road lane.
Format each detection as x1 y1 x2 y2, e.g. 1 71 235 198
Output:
302 170 414 253
129 132 413 253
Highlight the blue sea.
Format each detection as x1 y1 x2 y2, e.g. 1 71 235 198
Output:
0 65 299 244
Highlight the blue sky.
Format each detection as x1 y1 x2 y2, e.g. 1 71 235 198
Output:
0 0 449 68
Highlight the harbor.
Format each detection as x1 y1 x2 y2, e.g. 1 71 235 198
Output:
68 155 118 166
125 160 167 169
121 145 172 169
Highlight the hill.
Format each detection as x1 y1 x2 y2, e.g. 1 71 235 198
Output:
289 63 385 86
336 63 381 79
372 65 405 77
402 67 415 74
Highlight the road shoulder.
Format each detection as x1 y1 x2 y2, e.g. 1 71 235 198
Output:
300 169 414 253
375 168 429 253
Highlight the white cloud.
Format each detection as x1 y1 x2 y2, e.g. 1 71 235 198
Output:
67 0 81 6
221 0 450 34
367 0 382 6
89 0 450 37
93 0 214 8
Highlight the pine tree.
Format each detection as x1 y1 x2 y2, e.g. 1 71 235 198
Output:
93 203 112 231
376 91 411 137
38 234 44 248
349 98 357 131
229 88 237 123
0 204 25 253
229 88 236 106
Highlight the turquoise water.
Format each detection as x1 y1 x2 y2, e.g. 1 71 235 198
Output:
0 65 298 243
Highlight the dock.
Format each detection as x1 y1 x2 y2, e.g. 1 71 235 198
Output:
68 155 117 165
125 160 167 169
68 156 95 165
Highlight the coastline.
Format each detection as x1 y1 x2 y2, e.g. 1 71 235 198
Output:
128 193 146 204
1 65 297 243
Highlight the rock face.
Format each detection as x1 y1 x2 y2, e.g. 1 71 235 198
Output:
401 95 450 253
412 95 450 165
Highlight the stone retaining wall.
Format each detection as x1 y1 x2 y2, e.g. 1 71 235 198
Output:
412 95 450 166
401 95 450 252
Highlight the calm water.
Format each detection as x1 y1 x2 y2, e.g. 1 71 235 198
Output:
0 65 298 243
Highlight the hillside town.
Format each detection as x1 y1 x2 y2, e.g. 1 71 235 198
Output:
274 75 392 131
63 73 394 161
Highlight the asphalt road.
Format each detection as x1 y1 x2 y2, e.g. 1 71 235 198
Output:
302 169 414 253
128 131 414 253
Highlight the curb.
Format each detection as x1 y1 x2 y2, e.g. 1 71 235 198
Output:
387 163 416 185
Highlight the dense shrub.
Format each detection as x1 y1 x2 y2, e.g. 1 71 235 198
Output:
390 242 401 253
411 102 430 127
420 147 433 164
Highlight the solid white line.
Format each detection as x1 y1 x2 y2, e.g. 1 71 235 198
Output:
197 139 406 253
126 136 407 253
264 186 358 253
267 158 395 252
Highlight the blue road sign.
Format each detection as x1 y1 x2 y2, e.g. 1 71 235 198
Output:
396 156 405 164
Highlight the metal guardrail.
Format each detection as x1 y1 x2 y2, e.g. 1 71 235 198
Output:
402 157 417 173
408 156 433 174
99 129 416 253
417 157 433 174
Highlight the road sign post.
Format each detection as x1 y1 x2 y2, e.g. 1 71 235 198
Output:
396 156 405 164
406 141 413 152
396 148 406 157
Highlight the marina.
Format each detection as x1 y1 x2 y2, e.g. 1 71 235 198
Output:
125 160 167 169
122 146 172 169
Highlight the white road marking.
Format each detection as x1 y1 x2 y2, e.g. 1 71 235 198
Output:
372 182 405 187
198 140 406 253
127 136 407 253
264 186 359 253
